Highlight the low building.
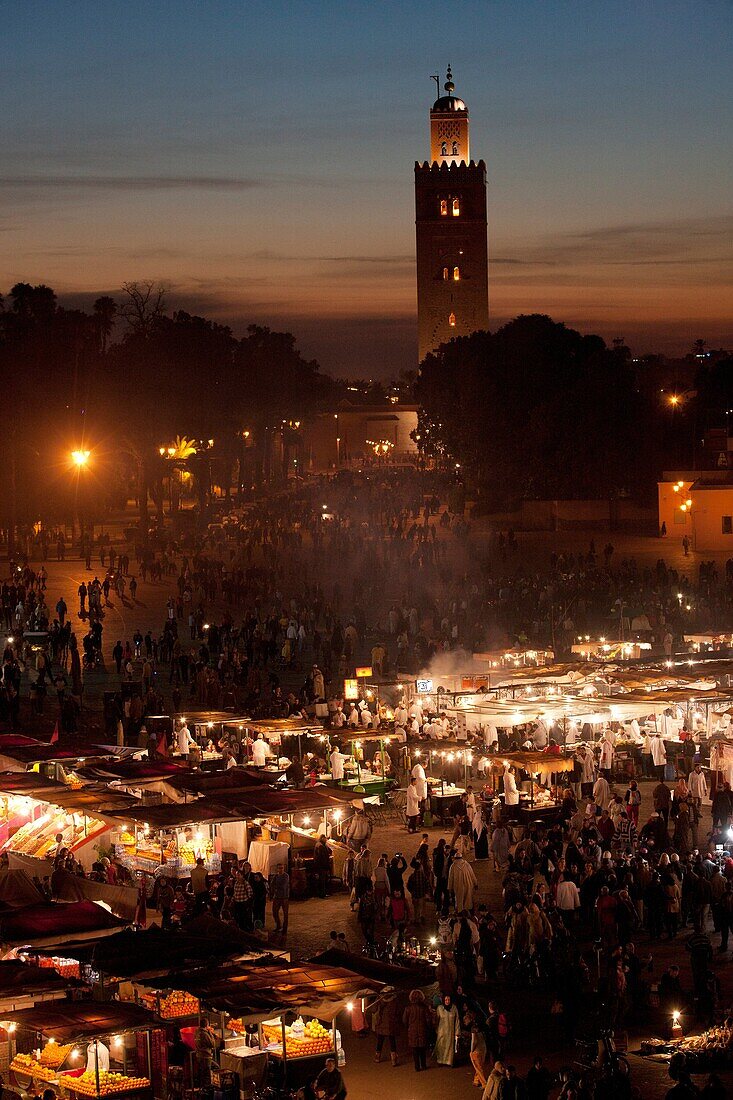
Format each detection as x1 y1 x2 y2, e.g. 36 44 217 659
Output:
658 471 733 550
302 404 419 471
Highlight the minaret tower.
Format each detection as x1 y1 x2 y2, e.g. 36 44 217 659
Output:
415 66 489 363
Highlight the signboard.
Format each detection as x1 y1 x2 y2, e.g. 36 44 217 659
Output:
461 676 488 691
355 666 373 678
416 678 434 693
150 1029 168 1096
343 678 359 700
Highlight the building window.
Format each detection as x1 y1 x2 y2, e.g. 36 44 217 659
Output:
452 197 460 216
452 141 459 155
440 199 448 216
440 141 448 156
453 266 460 281
442 267 449 281
723 516 733 534
449 312 456 327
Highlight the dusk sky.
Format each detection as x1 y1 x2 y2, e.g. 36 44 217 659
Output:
2 1 732 376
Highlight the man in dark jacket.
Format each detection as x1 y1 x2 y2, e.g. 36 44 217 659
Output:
312 836 333 898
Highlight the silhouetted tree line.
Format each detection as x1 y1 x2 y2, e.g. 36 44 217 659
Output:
414 314 731 509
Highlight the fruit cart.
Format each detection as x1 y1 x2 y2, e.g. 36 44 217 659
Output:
137 959 383 1089
5 1000 163 1099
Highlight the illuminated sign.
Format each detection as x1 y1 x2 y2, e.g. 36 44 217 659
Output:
416 679 434 693
355 667 373 679
344 679 359 700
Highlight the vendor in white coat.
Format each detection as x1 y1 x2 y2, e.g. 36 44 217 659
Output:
86 1040 109 1075
176 720 195 758
599 732 614 777
406 777 421 831
329 746 346 780
252 734 271 768
411 760 428 805
650 730 667 780
485 723 499 750
503 765 520 806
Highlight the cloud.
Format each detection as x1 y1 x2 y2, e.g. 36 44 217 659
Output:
0 174 270 192
513 214 733 268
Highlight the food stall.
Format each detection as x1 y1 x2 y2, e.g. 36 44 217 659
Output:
134 959 382 1089
331 731 399 800
483 751 575 824
241 719 326 765
215 787 358 882
0 776 137 872
105 803 227 883
5 1000 161 1099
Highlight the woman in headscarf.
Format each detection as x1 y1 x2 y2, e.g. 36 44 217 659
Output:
433 993 460 1066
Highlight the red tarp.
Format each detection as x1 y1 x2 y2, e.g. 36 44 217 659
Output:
0 899 125 941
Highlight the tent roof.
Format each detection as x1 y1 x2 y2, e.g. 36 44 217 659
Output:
4 1000 160 1041
0 959 78 996
0 900 125 944
0 870 47 908
102 786 360 828
29 923 267 977
135 959 381 1021
76 761 186 782
245 719 325 736
167 769 272 795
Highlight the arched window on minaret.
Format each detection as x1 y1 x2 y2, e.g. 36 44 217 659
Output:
453 266 460 281
442 267 449 281
440 141 448 156
449 312 456 327
452 141 459 156
440 199 448 216
452 197 460 216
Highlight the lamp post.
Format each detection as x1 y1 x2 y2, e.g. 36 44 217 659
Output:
70 449 91 550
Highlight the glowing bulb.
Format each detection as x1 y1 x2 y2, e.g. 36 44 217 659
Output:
303 816 311 826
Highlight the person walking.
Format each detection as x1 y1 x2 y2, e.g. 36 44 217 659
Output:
403 988 432 1072
448 850 478 913
372 988 401 1066
270 865 290 934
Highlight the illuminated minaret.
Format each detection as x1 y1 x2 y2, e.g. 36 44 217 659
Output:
415 66 489 363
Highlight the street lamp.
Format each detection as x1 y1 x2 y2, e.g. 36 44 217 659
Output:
71 449 90 467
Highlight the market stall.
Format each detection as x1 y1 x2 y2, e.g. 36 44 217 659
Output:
104 803 228 883
5 1000 161 1099
331 730 399 799
242 719 326 764
133 959 382 1087
0 776 137 871
482 751 575 823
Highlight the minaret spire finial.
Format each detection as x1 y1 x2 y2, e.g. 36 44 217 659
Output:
445 64 454 94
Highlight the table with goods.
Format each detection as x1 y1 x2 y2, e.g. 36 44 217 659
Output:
259 1016 334 1060
639 1020 733 1069
1 808 108 862
10 1043 151 1097
111 824 221 882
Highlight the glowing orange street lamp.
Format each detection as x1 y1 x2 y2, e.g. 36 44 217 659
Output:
71 449 90 467
669 394 680 407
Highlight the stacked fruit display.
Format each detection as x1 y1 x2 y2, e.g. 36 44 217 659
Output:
262 1020 332 1057
40 1042 74 1068
61 1071 150 1095
11 1053 58 1081
141 990 199 1018
36 955 81 980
